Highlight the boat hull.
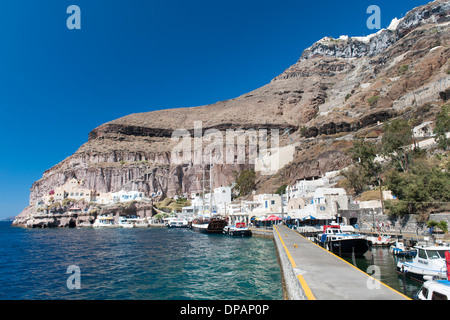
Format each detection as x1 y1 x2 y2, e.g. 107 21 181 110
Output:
396 261 447 283
168 224 190 228
324 238 370 257
223 228 252 237
192 220 227 234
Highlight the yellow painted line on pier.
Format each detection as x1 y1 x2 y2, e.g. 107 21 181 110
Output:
294 229 411 300
274 226 316 300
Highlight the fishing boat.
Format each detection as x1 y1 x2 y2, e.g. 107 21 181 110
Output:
167 218 190 228
415 277 450 300
191 215 227 234
315 224 370 257
93 215 116 228
223 222 252 237
389 239 417 258
396 245 450 282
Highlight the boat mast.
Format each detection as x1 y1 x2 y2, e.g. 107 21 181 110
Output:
209 152 213 216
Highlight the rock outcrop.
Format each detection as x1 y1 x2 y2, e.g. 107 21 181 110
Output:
14 0 450 227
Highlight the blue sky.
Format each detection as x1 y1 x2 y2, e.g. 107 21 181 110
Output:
0 0 429 219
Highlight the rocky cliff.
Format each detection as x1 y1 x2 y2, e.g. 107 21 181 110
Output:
14 0 450 227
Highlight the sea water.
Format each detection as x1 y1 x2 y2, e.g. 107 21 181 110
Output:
0 222 283 300
343 246 422 299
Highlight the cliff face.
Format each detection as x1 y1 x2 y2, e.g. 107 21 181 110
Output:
14 0 450 226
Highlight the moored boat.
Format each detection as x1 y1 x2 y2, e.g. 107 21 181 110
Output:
191 215 227 234
415 277 450 300
396 245 450 282
167 218 190 228
390 239 417 258
223 222 252 237
315 224 370 257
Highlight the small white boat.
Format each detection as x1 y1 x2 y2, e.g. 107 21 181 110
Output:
93 215 116 228
117 217 135 228
167 218 190 228
390 239 417 258
416 277 450 300
397 245 450 282
223 222 252 237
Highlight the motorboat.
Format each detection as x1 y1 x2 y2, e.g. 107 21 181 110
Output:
223 222 252 237
315 224 370 257
93 215 116 228
415 277 450 300
390 239 417 258
396 245 450 282
167 218 190 228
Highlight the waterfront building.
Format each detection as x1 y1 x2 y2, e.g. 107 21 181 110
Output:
112 190 145 203
226 200 260 225
41 178 93 205
182 186 233 217
288 187 357 221
286 176 330 200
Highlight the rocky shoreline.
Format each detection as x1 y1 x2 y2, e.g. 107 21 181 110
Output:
12 201 154 229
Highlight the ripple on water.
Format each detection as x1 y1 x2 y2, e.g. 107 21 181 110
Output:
0 224 283 300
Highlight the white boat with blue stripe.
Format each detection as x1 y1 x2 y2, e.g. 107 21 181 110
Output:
396 245 450 282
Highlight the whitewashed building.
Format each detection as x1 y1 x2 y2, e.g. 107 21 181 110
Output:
112 190 144 203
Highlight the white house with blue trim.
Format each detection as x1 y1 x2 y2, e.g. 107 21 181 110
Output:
112 190 144 203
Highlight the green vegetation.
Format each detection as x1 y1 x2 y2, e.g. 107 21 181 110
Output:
367 95 380 107
434 104 450 151
62 198 76 207
345 93 352 102
398 64 409 75
343 116 450 219
155 197 191 213
381 119 413 172
233 169 256 197
48 202 61 210
341 138 381 195
384 158 450 217
275 184 287 195
426 220 448 234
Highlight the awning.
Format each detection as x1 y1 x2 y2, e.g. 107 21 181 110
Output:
266 215 282 221
302 214 334 221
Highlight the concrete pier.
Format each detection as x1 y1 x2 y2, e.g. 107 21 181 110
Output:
273 225 410 300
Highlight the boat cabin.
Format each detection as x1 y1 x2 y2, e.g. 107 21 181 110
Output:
417 279 450 300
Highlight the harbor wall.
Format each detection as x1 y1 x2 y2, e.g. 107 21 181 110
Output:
272 228 307 300
339 210 450 235
249 228 274 238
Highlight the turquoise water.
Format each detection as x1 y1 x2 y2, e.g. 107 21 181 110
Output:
0 222 283 300
343 247 422 299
